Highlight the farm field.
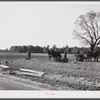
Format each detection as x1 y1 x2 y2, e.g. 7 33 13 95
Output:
0 53 100 90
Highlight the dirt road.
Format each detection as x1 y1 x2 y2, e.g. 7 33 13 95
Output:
0 77 35 90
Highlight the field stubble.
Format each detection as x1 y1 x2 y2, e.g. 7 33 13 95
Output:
0 53 100 90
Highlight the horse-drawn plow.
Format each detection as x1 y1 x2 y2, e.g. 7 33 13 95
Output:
47 45 69 63
75 53 99 62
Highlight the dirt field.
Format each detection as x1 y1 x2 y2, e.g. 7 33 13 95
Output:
0 53 100 90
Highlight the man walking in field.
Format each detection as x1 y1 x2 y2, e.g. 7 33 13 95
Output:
64 45 69 61
27 50 31 60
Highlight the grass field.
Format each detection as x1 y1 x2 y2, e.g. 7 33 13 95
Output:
0 53 100 90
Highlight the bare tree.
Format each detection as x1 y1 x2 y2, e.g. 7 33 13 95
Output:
73 11 100 53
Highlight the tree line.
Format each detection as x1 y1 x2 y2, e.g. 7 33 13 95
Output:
8 45 95 54
9 45 44 53
1 45 100 54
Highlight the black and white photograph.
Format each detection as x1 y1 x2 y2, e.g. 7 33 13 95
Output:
0 1 100 93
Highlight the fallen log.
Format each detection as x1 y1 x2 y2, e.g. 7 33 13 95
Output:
20 68 45 77
0 64 45 77
14 71 44 77
0 65 9 69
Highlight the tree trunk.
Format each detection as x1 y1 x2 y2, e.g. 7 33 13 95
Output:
90 44 95 54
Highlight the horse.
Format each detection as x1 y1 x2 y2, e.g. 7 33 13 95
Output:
93 49 99 62
47 46 61 61
84 51 92 61
74 48 100 62
47 48 52 60
51 49 61 61
84 49 100 62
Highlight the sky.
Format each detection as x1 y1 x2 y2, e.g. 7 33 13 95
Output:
0 2 100 49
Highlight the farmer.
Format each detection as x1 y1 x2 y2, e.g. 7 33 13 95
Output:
52 45 57 60
52 45 57 51
27 50 31 60
64 45 69 60
74 47 81 61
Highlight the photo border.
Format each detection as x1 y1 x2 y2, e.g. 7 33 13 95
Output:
0 0 100 99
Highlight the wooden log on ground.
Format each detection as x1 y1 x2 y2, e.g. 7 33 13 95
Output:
0 64 45 77
0 65 9 68
20 68 45 77
14 71 44 77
